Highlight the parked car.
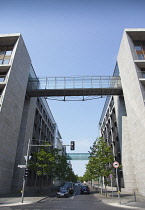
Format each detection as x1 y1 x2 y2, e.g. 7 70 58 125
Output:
75 182 81 186
63 182 74 194
57 186 70 198
80 185 90 194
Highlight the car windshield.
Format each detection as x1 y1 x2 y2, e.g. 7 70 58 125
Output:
59 187 68 192
81 186 88 189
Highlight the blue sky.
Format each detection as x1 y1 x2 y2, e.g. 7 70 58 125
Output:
1 0 145 176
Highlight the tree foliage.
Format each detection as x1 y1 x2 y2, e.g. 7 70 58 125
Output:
84 137 114 185
29 146 77 182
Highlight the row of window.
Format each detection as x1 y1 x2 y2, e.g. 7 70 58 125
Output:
37 99 55 130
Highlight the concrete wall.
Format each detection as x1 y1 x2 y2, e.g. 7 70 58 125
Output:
117 30 145 195
122 116 137 193
11 97 37 191
0 35 31 194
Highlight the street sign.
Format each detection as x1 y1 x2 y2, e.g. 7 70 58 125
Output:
24 156 32 161
113 161 119 168
18 165 26 168
109 174 113 178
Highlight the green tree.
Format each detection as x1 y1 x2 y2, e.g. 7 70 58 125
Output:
78 176 84 183
85 137 114 191
29 146 77 186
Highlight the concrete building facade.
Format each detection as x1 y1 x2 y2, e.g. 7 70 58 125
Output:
99 29 145 196
1 29 145 196
0 34 63 194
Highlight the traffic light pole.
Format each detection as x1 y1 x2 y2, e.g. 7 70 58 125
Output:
21 139 74 203
63 141 75 150
21 139 53 203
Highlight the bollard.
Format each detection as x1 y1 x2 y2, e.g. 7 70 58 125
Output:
134 192 136 202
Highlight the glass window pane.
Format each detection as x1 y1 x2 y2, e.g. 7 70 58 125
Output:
135 46 142 51
134 41 142 50
3 59 10 64
0 51 5 55
137 54 144 60
0 59 3 64
0 77 5 82
5 51 12 55
142 41 145 50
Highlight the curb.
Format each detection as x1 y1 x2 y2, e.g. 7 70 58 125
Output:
0 195 49 207
93 193 145 209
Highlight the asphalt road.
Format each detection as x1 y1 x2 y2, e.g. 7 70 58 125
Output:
2 186 133 210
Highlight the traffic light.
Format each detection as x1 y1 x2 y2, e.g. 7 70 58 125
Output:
70 141 75 150
24 168 29 178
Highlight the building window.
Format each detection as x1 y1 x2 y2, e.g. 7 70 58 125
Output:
134 41 145 60
0 72 7 82
140 68 145 78
0 76 5 82
0 46 13 65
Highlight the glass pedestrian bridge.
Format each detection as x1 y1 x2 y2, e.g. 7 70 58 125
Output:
66 153 90 160
27 76 122 100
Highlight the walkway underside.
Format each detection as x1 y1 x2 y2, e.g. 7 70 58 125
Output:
27 87 123 97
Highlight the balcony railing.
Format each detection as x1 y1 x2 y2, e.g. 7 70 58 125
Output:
137 71 145 78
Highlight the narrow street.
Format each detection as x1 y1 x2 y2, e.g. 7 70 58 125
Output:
2 186 132 210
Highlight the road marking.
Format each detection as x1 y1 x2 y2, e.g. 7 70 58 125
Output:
71 196 74 199
107 203 140 209
50 197 56 201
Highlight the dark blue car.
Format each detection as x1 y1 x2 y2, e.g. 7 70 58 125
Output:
57 186 70 198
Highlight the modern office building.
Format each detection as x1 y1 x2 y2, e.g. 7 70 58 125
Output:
0 33 63 194
99 28 145 195
1 29 145 196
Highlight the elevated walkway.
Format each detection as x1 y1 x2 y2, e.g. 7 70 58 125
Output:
27 76 122 100
66 153 90 160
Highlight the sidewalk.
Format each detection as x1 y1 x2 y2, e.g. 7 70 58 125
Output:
93 189 145 209
0 188 57 207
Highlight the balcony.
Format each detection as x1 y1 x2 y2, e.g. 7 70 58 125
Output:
137 71 145 85
0 75 7 89
135 60 145 68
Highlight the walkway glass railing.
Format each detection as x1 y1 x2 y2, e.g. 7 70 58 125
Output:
66 153 90 160
27 76 122 90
